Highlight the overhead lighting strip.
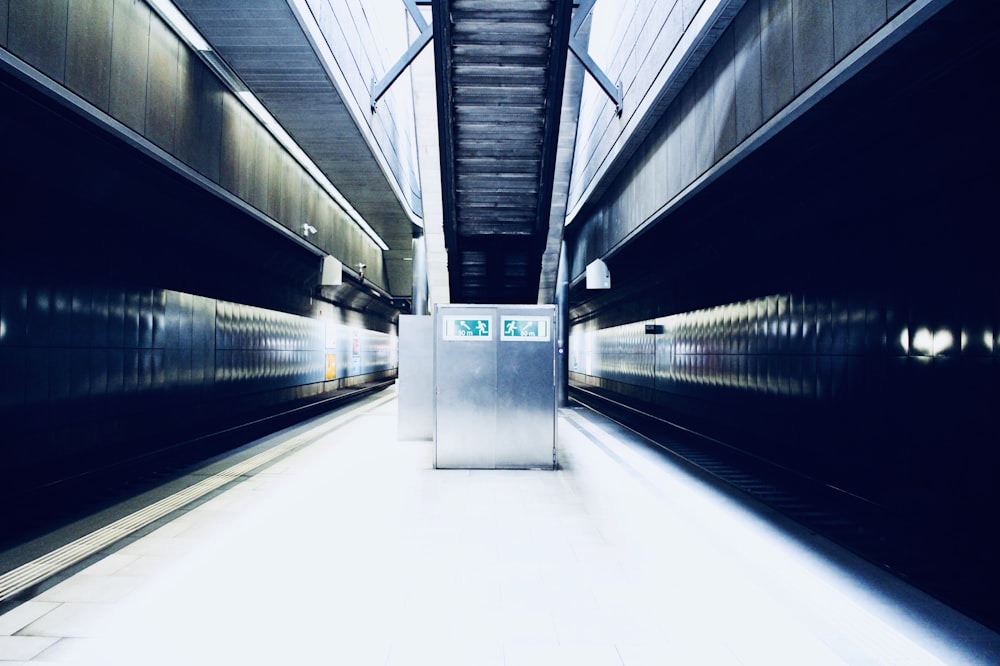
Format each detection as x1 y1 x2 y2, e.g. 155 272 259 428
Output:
144 0 389 251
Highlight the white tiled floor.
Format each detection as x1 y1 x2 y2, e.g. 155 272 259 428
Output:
2 387 999 665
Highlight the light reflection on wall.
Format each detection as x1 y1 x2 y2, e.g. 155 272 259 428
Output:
569 293 995 399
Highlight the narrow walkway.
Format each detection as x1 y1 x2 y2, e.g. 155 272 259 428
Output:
1 387 997 664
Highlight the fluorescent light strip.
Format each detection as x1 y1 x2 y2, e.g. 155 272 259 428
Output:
144 0 389 252
146 0 209 51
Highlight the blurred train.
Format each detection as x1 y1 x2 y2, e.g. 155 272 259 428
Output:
0 284 398 505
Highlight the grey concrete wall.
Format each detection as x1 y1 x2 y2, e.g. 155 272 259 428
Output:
0 0 386 290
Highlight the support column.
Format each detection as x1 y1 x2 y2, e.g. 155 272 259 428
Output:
555 241 570 406
411 231 429 315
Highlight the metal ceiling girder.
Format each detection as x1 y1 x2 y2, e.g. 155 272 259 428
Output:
569 0 623 115
370 1 434 113
434 0 575 304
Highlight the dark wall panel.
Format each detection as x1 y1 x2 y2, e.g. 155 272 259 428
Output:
710 28 737 162
834 1 887 60
145 14 179 155
1 0 8 48
109 0 150 134
66 0 113 110
175 45 224 182
759 0 794 122
7 0 68 83
792 0 834 94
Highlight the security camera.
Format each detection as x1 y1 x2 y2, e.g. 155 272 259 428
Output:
357 263 367 281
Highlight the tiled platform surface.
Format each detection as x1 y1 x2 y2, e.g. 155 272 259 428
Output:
2 387 999 665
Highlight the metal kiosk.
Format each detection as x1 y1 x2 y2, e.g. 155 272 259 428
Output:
433 304 556 469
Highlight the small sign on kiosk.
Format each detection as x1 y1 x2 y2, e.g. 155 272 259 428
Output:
500 316 551 341
442 316 492 340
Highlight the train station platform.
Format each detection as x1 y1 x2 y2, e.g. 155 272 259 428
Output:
1 386 998 665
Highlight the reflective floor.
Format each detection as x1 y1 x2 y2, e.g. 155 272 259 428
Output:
1 387 998 665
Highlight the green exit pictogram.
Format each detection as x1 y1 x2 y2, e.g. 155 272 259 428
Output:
501 317 550 341
444 317 491 339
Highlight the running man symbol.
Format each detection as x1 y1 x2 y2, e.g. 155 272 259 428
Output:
476 320 487 335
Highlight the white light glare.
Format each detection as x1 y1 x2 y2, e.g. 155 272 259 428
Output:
146 0 211 51
933 329 954 355
912 328 934 356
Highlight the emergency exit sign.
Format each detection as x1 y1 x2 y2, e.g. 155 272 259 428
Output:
501 317 550 341
443 316 492 340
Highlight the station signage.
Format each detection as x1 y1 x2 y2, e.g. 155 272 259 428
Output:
442 316 492 340
500 316 550 341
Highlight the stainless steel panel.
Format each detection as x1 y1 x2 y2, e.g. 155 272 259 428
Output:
7 0 68 82
66 0 113 110
760 0 793 120
90 286 109 348
220 95 250 197
109 0 150 134
397 315 434 441
139 288 154 349
71 348 90 400
145 15 179 154
175 47 224 182
791 0 833 94
25 348 48 405
0 349 25 409
434 305 498 469
26 287 49 348
833 0 885 60
50 287 71 347
50 348 71 401
733 2 762 143
70 285 91 347
152 288 169 349
251 131 276 214
496 305 555 469
1 0 8 49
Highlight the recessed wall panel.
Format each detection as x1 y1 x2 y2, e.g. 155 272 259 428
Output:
109 0 150 134
1 0 8 48
66 0 113 110
759 0 793 120
7 0 68 82
145 15 179 155
792 0 834 94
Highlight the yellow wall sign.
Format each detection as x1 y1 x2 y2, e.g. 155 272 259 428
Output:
325 353 337 380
